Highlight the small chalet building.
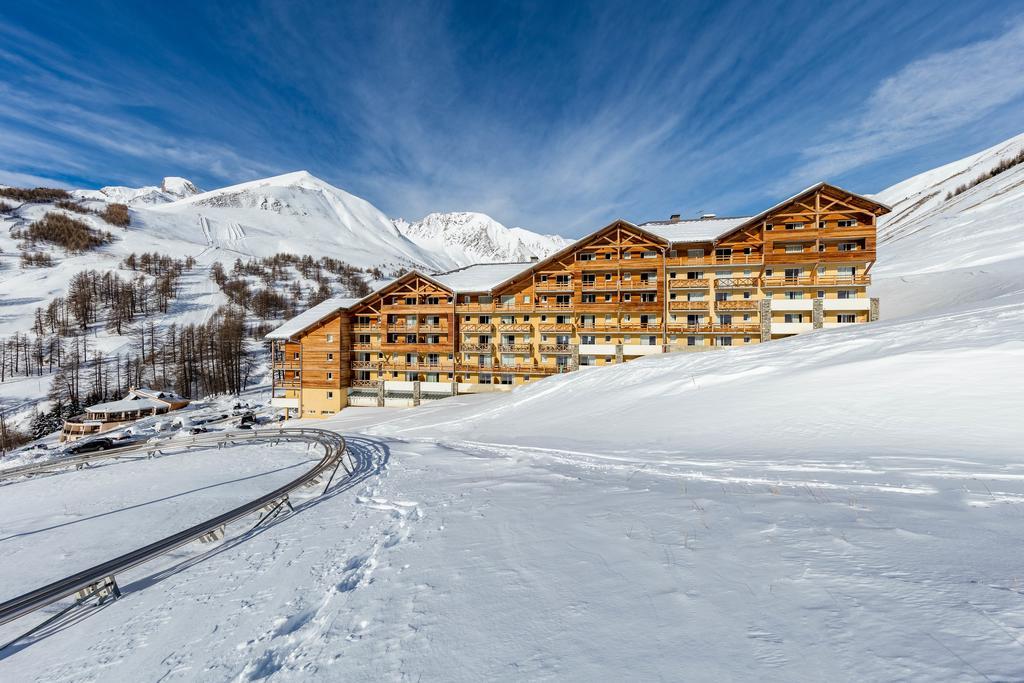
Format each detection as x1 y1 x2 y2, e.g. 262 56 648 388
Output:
60 387 191 442
267 182 890 418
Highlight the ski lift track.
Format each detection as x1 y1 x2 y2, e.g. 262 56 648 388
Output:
0 427 350 634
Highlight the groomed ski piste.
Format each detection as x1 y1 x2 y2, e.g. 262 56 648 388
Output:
1 139 1023 681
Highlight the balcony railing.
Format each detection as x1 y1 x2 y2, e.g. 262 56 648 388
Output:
535 281 573 291
539 343 575 354
461 323 494 332
351 360 379 369
538 323 574 332
714 277 758 289
498 344 532 353
714 299 759 310
669 254 763 265
667 323 760 334
351 379 380 388
762 275 870 287
351 323 380 331
668 300 709 310
352 343 380 351
461 343 492 353
536 302 574 310
619 280 658 290
581 281 618 290
669 279 710 289
762 276 816 288
496 323 532 332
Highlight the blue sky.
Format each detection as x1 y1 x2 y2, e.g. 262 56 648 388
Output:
2 1 1023 236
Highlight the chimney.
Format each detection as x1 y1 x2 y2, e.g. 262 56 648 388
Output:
669 214 681 223
700 213 717 220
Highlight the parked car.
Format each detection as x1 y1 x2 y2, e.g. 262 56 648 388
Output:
66 438 115 454
239 412 256 425
190 426 209 435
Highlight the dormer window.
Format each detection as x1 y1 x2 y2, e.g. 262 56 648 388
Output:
785 222 805 230
578 252 596 261
837 219 858 227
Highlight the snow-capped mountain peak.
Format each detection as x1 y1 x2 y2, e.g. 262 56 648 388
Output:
72 176 203 206
394 211 570 268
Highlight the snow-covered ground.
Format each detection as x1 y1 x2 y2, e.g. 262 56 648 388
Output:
1 137 1023 680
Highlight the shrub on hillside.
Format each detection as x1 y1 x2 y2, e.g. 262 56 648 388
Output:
20 251 54 268
23 212 114 253
946 148 1024 200
100 202 130 227
0 187 70 203
55 199 92 214
0 201 14 213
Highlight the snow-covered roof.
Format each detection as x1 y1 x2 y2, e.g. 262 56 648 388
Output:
640 216 752 243
265 296 360 340
87 397 167 413
431 262 534 292
132 387 185 402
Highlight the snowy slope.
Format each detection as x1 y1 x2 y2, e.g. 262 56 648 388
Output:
394 211 570 267
869 132 1024 318
2 139 1024 680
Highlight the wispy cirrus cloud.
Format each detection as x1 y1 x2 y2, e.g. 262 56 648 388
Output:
780 17 1024 191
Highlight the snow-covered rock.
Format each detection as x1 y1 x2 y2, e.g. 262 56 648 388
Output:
73 176 203 206
394 211 570 267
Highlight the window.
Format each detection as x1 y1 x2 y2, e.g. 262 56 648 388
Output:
818 221 826 229
326 334 335 343
718 314 732 324
837 219 857 227
327 391 334 399
293 352 300 360
327 353 334 361
715 292 728 301
582 294 596 303
479 374 492 384
578 252 595 261
838 290 853 299
405 297 416 305
817 291 825 298
640 292 656 302
785 244 804 253
623 252 633 259
623 293 632 302
838 242 858 251
837 314 856 323
784 268 800 280
785 291 803 300
718 337 733 346
327 372 334 380
743 291 752 299
744 337 751 343
687 336 698 346
784 313 804 323
581 335 596 344
605 336 612 342
643 251 657 259
687 249 705 258
785 222 805 230
715 248 732 262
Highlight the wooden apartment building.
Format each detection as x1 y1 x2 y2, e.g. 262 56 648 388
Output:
267 182 889 417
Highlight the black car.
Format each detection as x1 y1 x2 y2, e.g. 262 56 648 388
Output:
67 438 115 454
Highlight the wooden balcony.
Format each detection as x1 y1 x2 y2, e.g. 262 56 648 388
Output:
668 254 763 266
381 343 451 353
351 360 379 369
619 280 658 290
667 323 759 334
382 303 452 313
619 322 661 331
581 281 618 291
350 379 380 388
496 323 532 332
814 275 871 286
460 323 494 332
539 343 576 354
669 279 710 289
535 281 574 292
536 302 574 310
762 276 815 288
539 323 574 332
461 343 492 353
382 362 455 371
352 343 380 351
498 344 532 353
668 301 710 310
351 323 380 332
714 277 758 289
714 299 759 310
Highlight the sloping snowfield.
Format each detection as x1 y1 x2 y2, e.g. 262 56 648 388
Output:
1 139 1023 680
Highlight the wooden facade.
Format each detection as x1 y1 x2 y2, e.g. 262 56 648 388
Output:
269 183 889 416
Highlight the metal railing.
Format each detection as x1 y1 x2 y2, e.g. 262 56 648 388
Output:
0 427 351 635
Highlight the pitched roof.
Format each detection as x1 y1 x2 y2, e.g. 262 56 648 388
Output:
265 296 360 340
431 261 534 293
639 216 751 243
